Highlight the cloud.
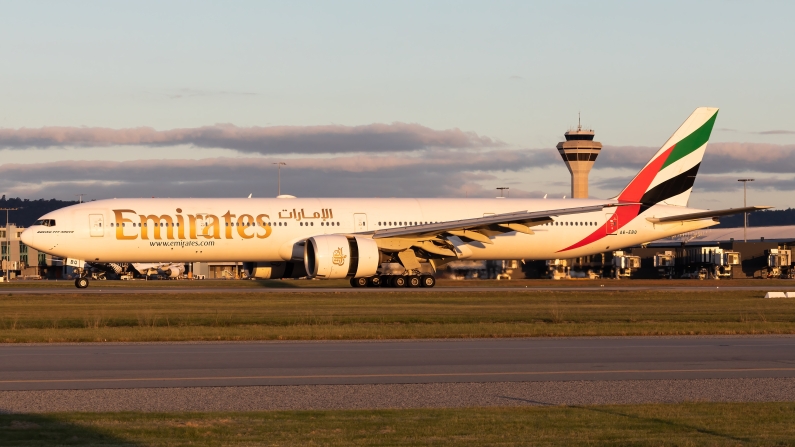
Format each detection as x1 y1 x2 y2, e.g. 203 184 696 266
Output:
0 148 556 179
0 151 557 200
591 143 795 174
704 143 795 173
0 123 501 154
1 134 793 201
756 130 795 135
688 175 795 193
710 127 795 135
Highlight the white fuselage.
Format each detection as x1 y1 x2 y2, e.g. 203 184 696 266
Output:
22 197 716 263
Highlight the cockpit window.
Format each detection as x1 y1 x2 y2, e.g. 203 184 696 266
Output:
34 219 56 227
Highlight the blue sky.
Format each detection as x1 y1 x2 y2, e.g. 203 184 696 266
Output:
1 1 793 208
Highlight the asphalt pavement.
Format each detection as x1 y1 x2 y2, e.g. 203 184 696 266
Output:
2 337 794 391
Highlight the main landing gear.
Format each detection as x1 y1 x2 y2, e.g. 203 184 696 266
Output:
350 275 436 288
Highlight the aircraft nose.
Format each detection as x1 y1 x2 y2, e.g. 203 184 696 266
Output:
20 228 34 247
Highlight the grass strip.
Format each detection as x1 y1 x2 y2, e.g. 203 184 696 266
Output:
1 402 795 446
0 290 794 342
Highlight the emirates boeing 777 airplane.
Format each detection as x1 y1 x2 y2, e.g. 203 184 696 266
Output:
22 107 769 288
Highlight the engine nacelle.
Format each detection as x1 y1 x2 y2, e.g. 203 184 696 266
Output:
245 261 307 279
164 266 183 278
304 235 379 279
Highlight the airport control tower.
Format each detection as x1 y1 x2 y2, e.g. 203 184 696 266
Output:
556 116 602 199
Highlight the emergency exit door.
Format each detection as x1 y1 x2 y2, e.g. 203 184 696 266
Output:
89 214 104 237
354 214 368 232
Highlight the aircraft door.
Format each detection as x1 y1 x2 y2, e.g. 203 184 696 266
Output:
605 213 618 235
354 213 368 232
89 214 104 237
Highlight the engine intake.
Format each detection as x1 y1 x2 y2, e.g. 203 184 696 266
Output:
304 235 379 279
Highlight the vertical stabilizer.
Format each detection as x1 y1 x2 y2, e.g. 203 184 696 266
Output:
617 107 718 207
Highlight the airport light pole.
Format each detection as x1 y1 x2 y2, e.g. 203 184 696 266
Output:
738 179 754 242
75 194 86 203
496 187 509 198
273 162 286 196
1 208 18 283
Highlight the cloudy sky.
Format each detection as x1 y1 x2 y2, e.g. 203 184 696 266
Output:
1 1 793 209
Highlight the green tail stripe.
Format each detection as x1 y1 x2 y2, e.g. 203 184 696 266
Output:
660 111 718 170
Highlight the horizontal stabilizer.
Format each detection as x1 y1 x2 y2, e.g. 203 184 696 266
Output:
645 206 772 223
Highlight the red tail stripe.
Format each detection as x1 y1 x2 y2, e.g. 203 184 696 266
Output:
617 145 675 203
557 204 641 253
558 144 675 252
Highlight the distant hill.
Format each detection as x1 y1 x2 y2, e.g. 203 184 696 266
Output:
0 196 78 227
714 208 795 228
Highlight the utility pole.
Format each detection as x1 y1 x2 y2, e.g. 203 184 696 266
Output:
496 187 509 198
272 162 286 196
738 179 754 242
1 207 18 283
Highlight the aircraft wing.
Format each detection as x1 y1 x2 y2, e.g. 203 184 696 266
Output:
645 206 772 223
372 203 634 243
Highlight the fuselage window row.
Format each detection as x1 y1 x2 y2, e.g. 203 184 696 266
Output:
544 221 599 227
376 222 438 226
109 221 304 228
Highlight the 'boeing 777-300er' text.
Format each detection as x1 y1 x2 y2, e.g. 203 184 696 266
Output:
22 107 770 288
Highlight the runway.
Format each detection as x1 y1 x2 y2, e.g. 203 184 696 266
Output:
2 285 795 294
2 337 794 391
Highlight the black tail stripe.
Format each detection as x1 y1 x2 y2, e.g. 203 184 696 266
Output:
639 163 700 206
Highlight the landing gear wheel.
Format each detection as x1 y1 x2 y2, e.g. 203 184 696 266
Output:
351 277 368 288
380 276 393 287
420 275 436 288
75 277 89 289
368 276 382 287
407 276 421 288
391 276 407 287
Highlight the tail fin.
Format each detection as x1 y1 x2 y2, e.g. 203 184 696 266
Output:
617 107 718 207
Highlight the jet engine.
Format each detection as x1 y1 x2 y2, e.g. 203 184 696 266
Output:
163 265 184 279
304 235 379 279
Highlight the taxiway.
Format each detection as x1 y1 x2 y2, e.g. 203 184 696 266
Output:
2 337 794 391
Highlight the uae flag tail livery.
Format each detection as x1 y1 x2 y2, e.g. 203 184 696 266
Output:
616 107 718 209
